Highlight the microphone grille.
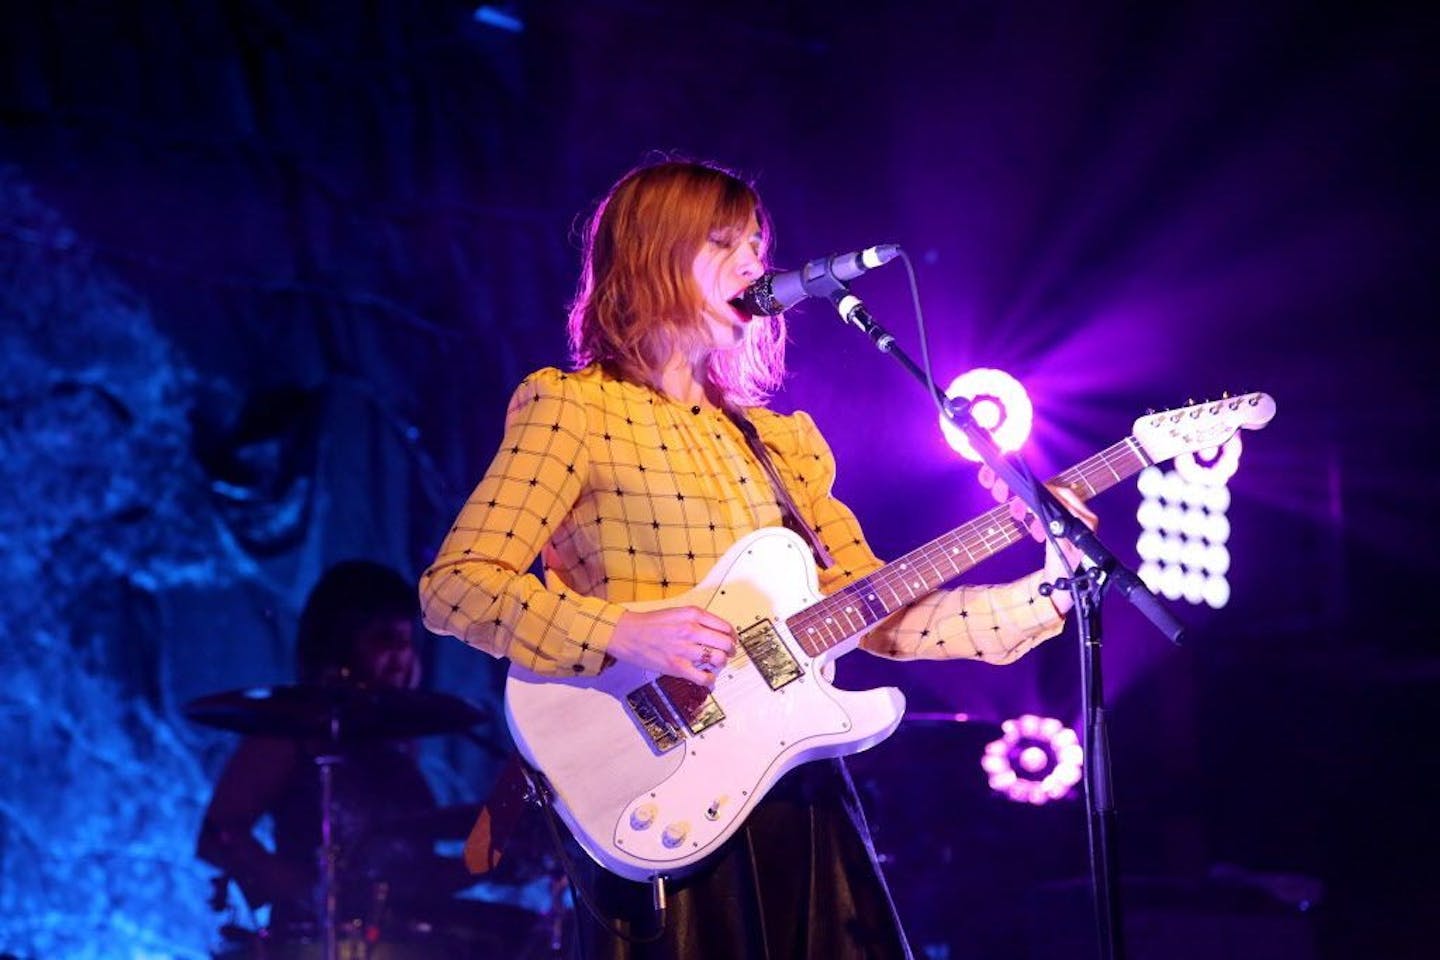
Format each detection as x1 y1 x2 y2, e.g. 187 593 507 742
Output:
732 274 785 317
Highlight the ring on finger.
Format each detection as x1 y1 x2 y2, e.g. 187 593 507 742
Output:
697 646 713 668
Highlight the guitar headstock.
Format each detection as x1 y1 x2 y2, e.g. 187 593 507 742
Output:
1132 392 1276 464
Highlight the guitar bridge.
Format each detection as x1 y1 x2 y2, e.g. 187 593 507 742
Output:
738 619 802 690
625 684 684 753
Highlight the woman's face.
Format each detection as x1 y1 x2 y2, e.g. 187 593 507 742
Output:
690 212 765 351
350 616 419 689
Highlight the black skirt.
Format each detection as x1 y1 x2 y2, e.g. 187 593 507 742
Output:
566 759 913 960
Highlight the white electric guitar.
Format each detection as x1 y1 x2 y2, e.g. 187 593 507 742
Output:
505 393 1276 881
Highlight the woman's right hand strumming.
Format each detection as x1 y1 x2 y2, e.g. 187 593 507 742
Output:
607 606 737 687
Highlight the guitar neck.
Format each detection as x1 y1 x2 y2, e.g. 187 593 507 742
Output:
788 436 1153 657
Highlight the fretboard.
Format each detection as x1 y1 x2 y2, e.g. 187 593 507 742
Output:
785 436 1153 657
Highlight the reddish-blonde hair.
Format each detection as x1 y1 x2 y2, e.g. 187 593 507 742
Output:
567 159 787 406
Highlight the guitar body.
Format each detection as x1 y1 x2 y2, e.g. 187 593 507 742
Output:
504 526 905 882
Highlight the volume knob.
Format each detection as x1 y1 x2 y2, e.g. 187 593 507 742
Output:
629 804 658 830
661 821 691 848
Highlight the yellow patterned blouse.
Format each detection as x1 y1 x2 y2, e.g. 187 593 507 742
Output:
421 365 1065 676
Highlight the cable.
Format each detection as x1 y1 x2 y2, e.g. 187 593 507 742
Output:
522 764 669 948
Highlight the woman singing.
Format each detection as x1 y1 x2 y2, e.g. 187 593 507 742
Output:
421 158 1093 959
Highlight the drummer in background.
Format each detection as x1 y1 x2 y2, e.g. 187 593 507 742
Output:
196 559 469 936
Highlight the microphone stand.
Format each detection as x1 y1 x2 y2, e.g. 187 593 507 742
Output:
823 286 1186 960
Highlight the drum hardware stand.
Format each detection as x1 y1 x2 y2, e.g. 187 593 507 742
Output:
315 750 342 960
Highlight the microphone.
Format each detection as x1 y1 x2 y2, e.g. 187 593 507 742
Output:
729 244 901 317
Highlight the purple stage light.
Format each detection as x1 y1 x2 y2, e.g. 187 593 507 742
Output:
939 368 1033 463
1136 450 1238 608
1175 434 1243 486
983 714 1083 805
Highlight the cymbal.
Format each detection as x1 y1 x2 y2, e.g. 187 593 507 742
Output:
183 684 488 741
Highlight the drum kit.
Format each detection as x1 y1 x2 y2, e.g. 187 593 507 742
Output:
185 684 564 960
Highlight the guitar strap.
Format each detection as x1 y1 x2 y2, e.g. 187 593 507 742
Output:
724 407 836 569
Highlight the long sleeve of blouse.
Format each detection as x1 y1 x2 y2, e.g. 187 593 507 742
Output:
770 407 1066 664
420 366 1065 676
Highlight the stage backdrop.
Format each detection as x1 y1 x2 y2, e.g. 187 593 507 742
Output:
1 2 1436 957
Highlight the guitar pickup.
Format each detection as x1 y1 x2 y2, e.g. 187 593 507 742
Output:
738 619 802 690
655 675 725 735
625 683 684 753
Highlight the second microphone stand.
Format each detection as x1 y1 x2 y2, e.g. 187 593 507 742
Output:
822 284 1185 960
